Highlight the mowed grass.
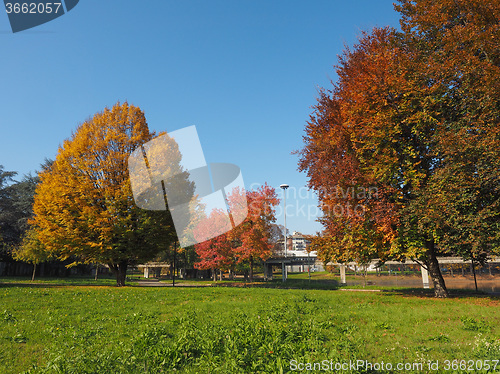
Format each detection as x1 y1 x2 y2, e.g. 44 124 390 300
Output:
0 282 499 373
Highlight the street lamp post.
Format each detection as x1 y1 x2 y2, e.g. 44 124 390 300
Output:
280 184 289 282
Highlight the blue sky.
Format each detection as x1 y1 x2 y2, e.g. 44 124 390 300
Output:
1 0 401 235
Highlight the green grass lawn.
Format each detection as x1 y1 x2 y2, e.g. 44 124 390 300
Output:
0 280 499 373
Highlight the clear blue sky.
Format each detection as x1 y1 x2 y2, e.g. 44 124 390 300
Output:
1 0 401 235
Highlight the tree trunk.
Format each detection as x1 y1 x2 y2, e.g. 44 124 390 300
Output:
94 263 99 281
249 256 254 282
109 261 128 286
471 258 478 292
425 242 448 298
363 265 367 287
31 263 36 282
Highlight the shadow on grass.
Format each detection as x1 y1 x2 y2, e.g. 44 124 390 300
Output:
0 276 128 288
204 278 341 290
2 276 499 299
376 287 500 299
131 276 342 290
0 282 120 288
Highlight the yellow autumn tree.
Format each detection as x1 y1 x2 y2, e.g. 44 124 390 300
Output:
31 102 191 286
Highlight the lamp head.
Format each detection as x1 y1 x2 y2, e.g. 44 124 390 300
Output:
280 184 289 190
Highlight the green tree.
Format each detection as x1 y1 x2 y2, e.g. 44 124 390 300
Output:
0 163 52 266
10 173 39 234
0 166 18 260
12 225 52 281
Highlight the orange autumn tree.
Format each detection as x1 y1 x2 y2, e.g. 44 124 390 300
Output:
299 0 500 298
298 28 418 289
31 102 187 286
231 184 279 281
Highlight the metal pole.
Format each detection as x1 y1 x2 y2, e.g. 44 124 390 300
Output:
284 192 287 258
172 241 176 287
161 179 176 287
284 188 287 282
280 184 289 282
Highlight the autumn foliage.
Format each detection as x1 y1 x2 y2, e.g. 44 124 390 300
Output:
299 0 500 297
193 209 236 276
194 184 279 281
31 102 182 286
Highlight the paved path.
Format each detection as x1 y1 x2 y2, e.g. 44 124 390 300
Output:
136 279 212 287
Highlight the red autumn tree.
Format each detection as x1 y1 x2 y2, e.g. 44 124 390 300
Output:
193 209 236 281
194 184 279 281
230 184 279 281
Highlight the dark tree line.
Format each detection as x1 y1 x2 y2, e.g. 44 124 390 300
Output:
0 165 41 262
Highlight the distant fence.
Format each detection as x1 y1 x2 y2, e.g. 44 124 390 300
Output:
327 257 500 275
0 261 94 277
